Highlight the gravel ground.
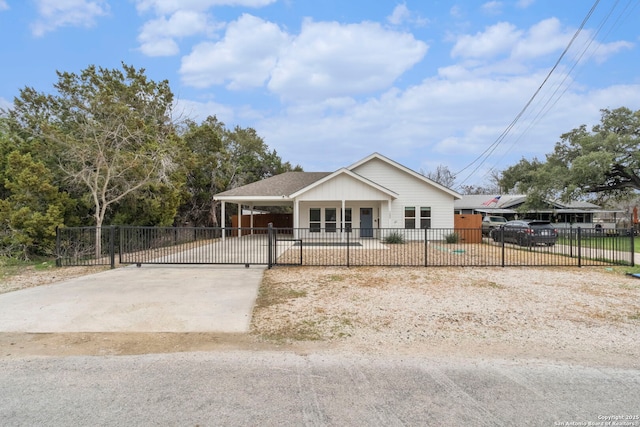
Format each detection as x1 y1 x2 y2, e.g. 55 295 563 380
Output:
252 266 640 367
2 264 639 368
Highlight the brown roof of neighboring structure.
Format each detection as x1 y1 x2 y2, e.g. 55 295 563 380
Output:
214 172 332 198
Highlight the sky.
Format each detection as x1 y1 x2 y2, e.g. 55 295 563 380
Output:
1 0 639 189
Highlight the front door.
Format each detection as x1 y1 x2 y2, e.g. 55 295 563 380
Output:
360 208 373 238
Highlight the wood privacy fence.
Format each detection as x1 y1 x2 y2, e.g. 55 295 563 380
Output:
56 225 636 269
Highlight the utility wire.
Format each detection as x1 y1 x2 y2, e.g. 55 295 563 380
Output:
481 0 635 182
454 0 602 188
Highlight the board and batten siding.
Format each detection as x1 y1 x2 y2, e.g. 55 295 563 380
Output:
295 173 392 201
351 157 455 229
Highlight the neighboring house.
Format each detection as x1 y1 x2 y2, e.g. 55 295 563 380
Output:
454 194 623 229
214 152 461 238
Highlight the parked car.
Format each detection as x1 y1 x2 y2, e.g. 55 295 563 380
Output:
491 220 558 246
481 215 508 236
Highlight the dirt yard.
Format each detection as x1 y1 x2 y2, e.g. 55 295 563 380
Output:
1 265 639 368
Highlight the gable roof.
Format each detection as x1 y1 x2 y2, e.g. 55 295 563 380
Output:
289 168 398 199
214 172 331 199
348 152 462 199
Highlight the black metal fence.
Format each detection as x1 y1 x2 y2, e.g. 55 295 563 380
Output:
56 225 636 268
274 227 635 267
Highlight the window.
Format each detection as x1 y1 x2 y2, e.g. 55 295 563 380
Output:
343 208 352 232
325 208 337 232
404 207 415 229
420 207 431 229
310 208 321 232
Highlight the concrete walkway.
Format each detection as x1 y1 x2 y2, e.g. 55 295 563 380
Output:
0 264 264 333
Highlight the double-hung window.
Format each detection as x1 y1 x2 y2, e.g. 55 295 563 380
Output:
404 207 416 229
310 208 321 232
420 207 431 229
325 208 337 232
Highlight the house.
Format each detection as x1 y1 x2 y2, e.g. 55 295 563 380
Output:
454 194 623 229
214 153 461 238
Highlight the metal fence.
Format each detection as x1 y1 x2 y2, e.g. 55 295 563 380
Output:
274 227 635 267
56 225 636 268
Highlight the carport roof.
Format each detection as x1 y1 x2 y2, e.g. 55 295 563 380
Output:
214 172 331 198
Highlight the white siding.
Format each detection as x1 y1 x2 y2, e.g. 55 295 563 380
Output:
296 173 390 201
352 157 455 228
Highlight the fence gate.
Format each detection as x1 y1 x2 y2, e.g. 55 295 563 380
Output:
57 226 275 268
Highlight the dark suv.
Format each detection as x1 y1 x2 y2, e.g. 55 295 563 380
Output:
491 220 558 246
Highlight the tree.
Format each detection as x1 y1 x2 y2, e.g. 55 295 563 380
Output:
421 164 456 188
0 151 73 258
8 64 181 255
176 116 302 226
499 107 640 205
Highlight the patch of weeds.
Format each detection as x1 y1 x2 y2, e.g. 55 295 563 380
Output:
466 280 505 289
444 233 459 244
328 274 344 282
629 312 640 321
254 277 307 309
383 232 405 244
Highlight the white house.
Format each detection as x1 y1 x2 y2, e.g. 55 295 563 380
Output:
213 153 461 238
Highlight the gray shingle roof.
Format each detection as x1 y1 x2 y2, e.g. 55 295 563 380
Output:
215 172 332 198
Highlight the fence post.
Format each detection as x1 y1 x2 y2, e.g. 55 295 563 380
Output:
109 226 116 269
424 227 428 267
55 226 61 267
631 228 635 267
267 223 273 269
577 227 582 267
346 230 350 267
501 228 505 268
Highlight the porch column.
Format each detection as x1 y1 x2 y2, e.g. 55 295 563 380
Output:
387 198 392 228
238 203 242 238
250 203 254 235
294 199 299 240
221 201 226 241
341 199 346 242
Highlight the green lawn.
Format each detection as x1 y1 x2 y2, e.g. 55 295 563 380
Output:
557 234 639 252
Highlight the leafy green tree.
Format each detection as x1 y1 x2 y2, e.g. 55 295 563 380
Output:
0 152 73 258
176 116 301 226
8 63 182 254
499 107 640 206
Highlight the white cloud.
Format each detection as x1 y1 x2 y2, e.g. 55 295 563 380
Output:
516 0 535 8
137 10 219 56
30 0 109 37
269 19 428 101
134 0 275 57
180 14 289 89
135 0 275 15
0 1 9 11
387 3 429 27
180 15 428 100
481 1 503 15
451 22 521 60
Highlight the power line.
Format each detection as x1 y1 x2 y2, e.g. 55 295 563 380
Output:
454 0 602 188
481 0 637 182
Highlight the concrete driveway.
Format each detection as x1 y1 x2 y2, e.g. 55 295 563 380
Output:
0 264 264 333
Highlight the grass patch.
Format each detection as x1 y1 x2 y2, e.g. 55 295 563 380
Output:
254 275 307 310
383 232 405 244
0 257 56 282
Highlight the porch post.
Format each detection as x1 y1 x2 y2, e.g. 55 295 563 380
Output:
237 203 242 238
250 203 254 235
341 199 346 242
294 199 299 239
221 201 226 241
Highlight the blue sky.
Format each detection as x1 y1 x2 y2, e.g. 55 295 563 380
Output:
1 0 639 188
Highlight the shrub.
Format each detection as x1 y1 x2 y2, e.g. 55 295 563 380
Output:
383 232 405 244
445 233 459 244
